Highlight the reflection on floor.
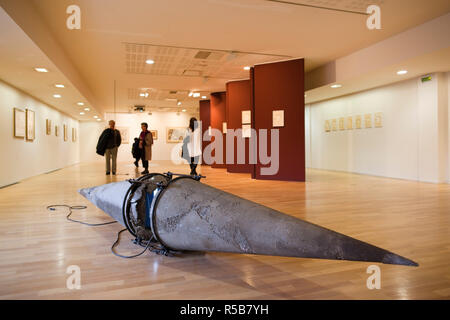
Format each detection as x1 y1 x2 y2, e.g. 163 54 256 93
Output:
0 161 449 299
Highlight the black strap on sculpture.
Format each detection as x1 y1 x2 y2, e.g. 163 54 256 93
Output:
148 172 205 254
120 171 205 256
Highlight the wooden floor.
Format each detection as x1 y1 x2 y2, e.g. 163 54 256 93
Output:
0 161 449 299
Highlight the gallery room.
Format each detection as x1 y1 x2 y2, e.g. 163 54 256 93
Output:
0 0 449 306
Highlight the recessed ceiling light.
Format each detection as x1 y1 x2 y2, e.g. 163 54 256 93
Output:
140 93 146 97
331 84 342 88
80 112 85 115
177 102 182 106
182 109 186 112
53 94 62 98
243 66 250 70
145 59 155 65
97 118 101 121
55 84 65 88
77 102 84 106
93 116 98 119
84 108 90 111
202 96 207 99
397 70 408 75
193 93 200 98
188 92 193 97
35 68 48 73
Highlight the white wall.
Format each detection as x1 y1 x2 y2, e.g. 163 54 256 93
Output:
0 80 79 188
306 73 449 183
80 111 198 163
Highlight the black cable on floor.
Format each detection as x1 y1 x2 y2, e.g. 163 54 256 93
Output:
111 228 152 259
46 204 117 226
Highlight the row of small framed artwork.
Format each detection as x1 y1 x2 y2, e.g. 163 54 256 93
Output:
13 107 76 142
325 113 383 132
45 119 77 142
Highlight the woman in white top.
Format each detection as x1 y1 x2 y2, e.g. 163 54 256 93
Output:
185 117 202 176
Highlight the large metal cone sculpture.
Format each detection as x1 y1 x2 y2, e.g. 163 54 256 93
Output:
79 174 418 266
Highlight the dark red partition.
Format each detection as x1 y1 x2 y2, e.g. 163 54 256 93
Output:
226 80 253 174
199 99 211 165
253 59 305 181
210 92 227 168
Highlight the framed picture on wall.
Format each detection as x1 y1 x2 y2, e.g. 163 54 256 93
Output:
364 114 372 128
324 120 331 132
14 108 26 138
242 110 251 124
339 117 345 131
46 119 52 135
272 110 284 127
331 119 337 131
355 115 362 129
166 127 185 143
26 109 35 141
347 116 353 130
242 124 252 138
63 124 68 141
150 130 158 140
374 112 383 128
116 127 129 144
72 128 77 142
55 125 59 137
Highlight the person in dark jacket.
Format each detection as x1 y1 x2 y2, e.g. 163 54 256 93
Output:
96 120 121 175
131 138 141 167
139 122 153 175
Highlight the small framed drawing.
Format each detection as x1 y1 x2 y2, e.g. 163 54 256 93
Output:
116 127 129 144
272 110 284 127
242 124 252 138
26 109 35 141
63 124 68 141
55 125 59 137
374 112 383 128
364 114 372 128
331 119 337 131
324 120 331 132
222 122 227 134
242 110 251 124
14 108 26 138
72 128 77 142
166 127 186 143
339 117 345 131
150 130 158 140
347 116 353 130
355 115 362 129
46 119 52 135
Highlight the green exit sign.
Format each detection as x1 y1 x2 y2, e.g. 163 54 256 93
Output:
421 75 432 83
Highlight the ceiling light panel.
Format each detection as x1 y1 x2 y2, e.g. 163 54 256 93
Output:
123 43 290 80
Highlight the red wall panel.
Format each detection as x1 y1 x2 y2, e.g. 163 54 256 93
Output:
253 59 305 181
210 92 227 168
226 80 253 174
199 99 211 165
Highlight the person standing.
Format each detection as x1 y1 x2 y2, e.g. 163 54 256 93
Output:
185 117 202 176
131 137 141 167
96 120 121 175
139 122 153 174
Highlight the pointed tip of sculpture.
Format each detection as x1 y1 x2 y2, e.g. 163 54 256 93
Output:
382 252 419 267
78 187 91 199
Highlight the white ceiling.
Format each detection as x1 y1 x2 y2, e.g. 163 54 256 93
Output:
0 7 103 120
0 0 449 118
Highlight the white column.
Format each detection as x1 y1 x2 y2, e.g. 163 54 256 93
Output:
417 72 448 183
